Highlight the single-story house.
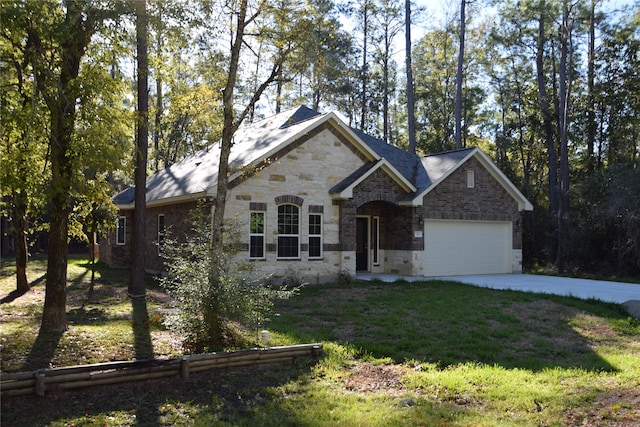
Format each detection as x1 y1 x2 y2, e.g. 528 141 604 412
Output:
101 106 533 283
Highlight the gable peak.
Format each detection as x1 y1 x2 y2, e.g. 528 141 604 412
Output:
279 105 322 129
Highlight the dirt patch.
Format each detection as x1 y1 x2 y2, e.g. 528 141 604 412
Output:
566 388 640 426
342 362 409 395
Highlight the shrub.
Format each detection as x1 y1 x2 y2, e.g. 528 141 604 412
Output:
159 205 299 353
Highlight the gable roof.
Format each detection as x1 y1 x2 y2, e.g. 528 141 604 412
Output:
413 147 534 211
114 106 532 212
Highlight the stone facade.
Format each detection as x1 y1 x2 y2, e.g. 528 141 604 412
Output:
223 127 367 284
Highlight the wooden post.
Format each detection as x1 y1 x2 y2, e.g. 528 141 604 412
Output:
181 358 190 379
35 372 46 397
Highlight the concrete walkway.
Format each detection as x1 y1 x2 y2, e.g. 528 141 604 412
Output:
357 273 640 314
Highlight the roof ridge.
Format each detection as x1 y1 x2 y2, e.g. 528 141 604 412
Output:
423 147 476 157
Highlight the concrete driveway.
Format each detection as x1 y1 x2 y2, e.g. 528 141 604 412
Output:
435 274 640 304
358 273 640 316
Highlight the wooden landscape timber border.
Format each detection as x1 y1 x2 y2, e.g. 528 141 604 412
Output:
0 343 322 398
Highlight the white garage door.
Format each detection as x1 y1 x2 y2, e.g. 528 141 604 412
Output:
424 220 512 276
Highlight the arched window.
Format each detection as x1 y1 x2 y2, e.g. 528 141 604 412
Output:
277 204 300 259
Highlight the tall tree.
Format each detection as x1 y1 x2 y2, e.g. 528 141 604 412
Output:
555 0 574 272
454 0 466 149
129 0 149 297
39 0 103 331
373 0 403 143
405 0 416 153
0 1 49 294
211 0 297 249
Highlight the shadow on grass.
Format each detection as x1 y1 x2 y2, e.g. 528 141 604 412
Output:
22 329 64 371
270 281 624 373
0 274 46 304
131 296 154 360
1 359 320 427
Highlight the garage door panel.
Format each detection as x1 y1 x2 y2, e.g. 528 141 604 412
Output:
425 220 512 276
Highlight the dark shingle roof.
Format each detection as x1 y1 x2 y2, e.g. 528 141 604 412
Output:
113 106 498 208
113 106 328 206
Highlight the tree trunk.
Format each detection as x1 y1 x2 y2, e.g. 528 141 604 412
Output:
454 0 466 150
129 0 149 297
211 0 248 250
153 7 163 172
556 1 572 272
534 3 559 263
586 0 597 170
383 27 390 144
405 0 416 154
13 189 29 293
360 1 369 130
211 0 288 252
41 0 94 332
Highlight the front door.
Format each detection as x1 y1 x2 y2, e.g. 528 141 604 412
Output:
356 217 369 271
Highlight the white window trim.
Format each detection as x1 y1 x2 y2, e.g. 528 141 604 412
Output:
277 204 300 260
249 211 266 260
116 216 126 245
372 216 380 266
157 214 165 255
308 213 323 259
467 170 475 188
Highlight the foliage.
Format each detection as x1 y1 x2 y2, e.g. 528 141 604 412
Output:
571 165 640 277
159 205 299 353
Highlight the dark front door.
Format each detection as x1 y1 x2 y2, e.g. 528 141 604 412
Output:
356 217 368 271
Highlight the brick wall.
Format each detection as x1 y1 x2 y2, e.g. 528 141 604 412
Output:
422 156 522 249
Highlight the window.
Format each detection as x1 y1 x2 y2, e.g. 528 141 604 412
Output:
157 214 166 255
249 211 265 259
308 214 322 259
116 216 126 245
467 170 475 188
277 204 299 258
372 216 380 265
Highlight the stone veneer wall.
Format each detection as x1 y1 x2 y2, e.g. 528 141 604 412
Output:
223 127 369 283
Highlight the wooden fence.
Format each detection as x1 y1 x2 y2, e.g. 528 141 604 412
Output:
1 343 322 398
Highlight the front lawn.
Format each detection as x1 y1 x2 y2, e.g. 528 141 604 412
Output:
1 258 639 426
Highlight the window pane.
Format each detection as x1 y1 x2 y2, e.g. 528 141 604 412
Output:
249 212 265 259
250 236 264 258
278 236 299 258
278 204 299 234
117 217 125 244
250 212 264 233
309 236 321 258
309 214 321 234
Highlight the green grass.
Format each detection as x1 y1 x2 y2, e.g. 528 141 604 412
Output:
1 260 639 426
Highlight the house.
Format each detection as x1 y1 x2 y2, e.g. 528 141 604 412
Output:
101 106 533 283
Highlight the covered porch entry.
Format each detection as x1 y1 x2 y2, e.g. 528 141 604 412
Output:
355 201 422 274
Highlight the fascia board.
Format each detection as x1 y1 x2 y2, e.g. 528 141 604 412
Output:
116 191 208 210
379 158 417 193
321 113 380 161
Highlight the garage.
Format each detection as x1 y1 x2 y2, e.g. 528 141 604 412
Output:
424 220 512 276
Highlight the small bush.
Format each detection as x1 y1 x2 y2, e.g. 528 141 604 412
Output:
159 205 299 353
338 269 355 284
